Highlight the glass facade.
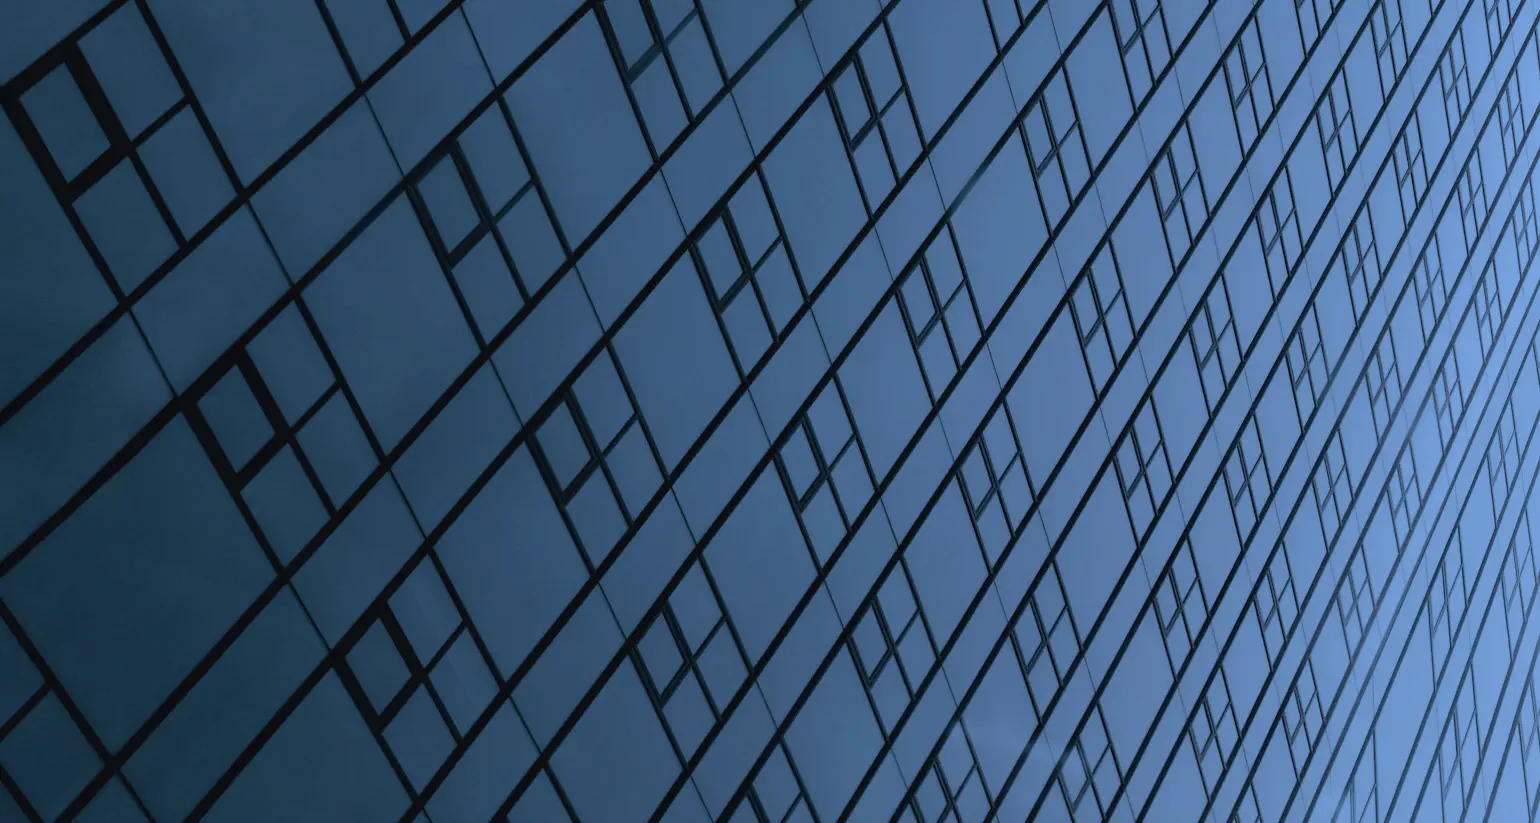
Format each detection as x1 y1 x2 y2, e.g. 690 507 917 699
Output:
5 0 1540 821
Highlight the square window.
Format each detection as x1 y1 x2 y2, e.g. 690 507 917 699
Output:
452 233 524 338
1024 108 1053 161
898 621 934 678
730 177 779 264
248 304 333 424
303 200 478 450
928 250 963 303
539 403 591 490
853 611 887 673
671 564 721 652
0 423 272 749
136 207 287 403
324 0 404 78
871 665 908 729
698 220 742 297
568 471 627 561
1035 577 1066 621
919 331 956 388
1027 646 1058 699
1048 620 1078 669
781 426 819 496
606 423 662 516
297 392 376 504
1045 77 1075 137
151 0 353 183
554 666 681 822
640 618 683 690
614 261 738 470
723 290 772 367
138 108 234 236
983 411 1016 464
939 728 973 784
668 18 722 114
386 688 454 790
393 562 460 661
633 55 687 148
608 0 655 65
369 12 494 173
755 247 801 332
804 484 843 561
764 101 866 287
961 447 991 503
431 631 499 733
460 106 529 213
977 499 1009 560
883 104 921 170
498 194 566 292
785 653 883 819
244 445 329 562
756 747 800 821
507 14 652 240
854 135 896 202
662 670 714 756
80 3 182 138
22 65 109 180
834 68 870 132
696 630 746 705
881 574 916 627
348 622 409 712
832 451 873 511
861 36 900 105
808 384 852 456
575 352 633 449
76 162 177 292
419 156 479 251
200 368 272 471
1038 167 1071 223
1061 139 1090 192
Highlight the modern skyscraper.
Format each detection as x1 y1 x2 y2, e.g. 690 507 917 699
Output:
4 0 1540 820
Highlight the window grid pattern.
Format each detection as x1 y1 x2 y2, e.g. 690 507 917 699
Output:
6 1 1540 822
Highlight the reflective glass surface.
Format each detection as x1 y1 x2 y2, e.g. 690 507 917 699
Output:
6 1 1540 821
